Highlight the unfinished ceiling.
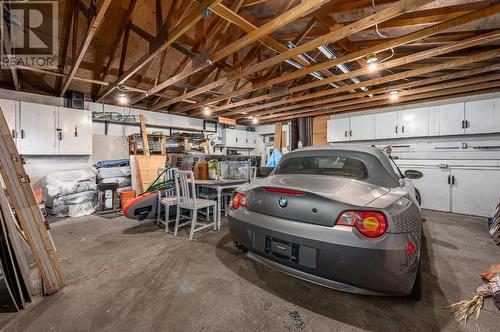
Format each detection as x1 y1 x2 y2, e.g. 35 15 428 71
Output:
2 0 500 124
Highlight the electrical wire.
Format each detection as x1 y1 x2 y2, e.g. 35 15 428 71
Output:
372 0 395 63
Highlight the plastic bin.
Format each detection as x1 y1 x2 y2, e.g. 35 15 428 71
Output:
120 190 136 208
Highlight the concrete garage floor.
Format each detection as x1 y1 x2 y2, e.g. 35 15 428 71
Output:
0 210 498 331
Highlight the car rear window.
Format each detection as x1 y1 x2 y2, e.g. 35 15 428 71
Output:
274 156 368 180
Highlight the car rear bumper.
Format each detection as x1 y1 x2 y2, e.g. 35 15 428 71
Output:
227 209 420 296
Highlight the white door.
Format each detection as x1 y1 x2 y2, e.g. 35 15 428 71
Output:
18 102 57 154
429 103 465 136
327 118 350 142
58 108 93 155
400 166 451 212
0 99 18 142
349 114 375 141
465 99 500 134
375 111 398 139
398 107 429 138
451 168 500 217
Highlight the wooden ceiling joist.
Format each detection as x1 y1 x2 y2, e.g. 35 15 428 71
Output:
151 0 436 111
134 0 330 106
188 3 500 117
60 0 112 97
96 0 224 102
259 79 500 124
225 32 500 119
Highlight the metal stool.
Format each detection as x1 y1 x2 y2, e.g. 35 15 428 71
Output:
97 182 119 213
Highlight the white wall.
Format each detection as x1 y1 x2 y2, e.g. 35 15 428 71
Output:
0 89 255 187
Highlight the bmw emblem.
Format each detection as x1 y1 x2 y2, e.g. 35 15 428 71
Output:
278 196 288 208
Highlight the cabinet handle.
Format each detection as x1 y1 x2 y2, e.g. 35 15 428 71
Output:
395 126 398 134
461 120 465 129
402 125 405 134
447 175 451 185
11 129 16 139
56 128 62 141
74 126 78 137
349 130 352 137
466 120 470 128
20 129 25 139
344 130 348 137
451 175 455 185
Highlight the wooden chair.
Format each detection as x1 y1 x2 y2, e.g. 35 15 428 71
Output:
174 170 217 240
156 167 177 232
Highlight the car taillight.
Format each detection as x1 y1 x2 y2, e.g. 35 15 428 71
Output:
336 211 388 238
232 193 248 209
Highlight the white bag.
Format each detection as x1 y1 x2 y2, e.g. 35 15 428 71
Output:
97 167 131 179
46 168 96 184
46 180 97 198
99 177 131 188
50 201 96 217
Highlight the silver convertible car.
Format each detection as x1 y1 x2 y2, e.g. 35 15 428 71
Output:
228 145 423 299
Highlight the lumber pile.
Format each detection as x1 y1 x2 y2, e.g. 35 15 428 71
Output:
0 109 63 303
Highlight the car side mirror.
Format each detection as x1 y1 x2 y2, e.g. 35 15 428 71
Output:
404 170 423 179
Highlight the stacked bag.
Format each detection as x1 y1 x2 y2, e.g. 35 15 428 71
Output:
45 169 97 217
95 159 132 209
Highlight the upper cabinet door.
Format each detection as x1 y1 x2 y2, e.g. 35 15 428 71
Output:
18 102 57 155
465 99 500 134
0 99 18 141
327 118 350 142
429 103 465 136
375 111 398 139
398 107 429 138
349 114 375 141
58 108 93 155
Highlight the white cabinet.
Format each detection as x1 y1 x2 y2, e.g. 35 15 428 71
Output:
350 114 375 141
58 107 93 155
398 107 429 138
0 99 19 142
429 103 465 136
327 118 350 142
465 99 500 134
401 166 451 212
223 128 256 149
450 169 500 217
18 102 58 155
375 111 398 139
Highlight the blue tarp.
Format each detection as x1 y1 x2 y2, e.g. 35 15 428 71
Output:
94 159 130 169
266 149 282 168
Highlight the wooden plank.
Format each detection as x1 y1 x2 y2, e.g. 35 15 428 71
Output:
139 115 150 156
60 0 112 96
274 122 282 150
0 109 63 294
134 155 167 193
1 19 20 90
218 116 236 126
312 116 329 146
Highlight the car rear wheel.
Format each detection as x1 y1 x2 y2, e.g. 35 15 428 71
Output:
409 262 422 301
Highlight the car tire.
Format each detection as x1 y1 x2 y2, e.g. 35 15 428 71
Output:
409 262 422 301
415 189 421 206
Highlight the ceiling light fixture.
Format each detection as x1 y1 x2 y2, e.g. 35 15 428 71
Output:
117 85 129 105
252 117 259 125
390 90 399 101
203 106 211 116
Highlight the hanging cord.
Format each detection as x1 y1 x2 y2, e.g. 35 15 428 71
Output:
372 0 394 62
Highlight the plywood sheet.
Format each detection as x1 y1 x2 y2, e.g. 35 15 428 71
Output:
312 116 329 146
134 155 167 193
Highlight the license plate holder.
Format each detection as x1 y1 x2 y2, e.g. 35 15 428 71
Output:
266 237 299 263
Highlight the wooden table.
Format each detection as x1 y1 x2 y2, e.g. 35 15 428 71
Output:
195 179 248 230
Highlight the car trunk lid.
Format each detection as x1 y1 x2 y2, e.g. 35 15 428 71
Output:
246 175 389 227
